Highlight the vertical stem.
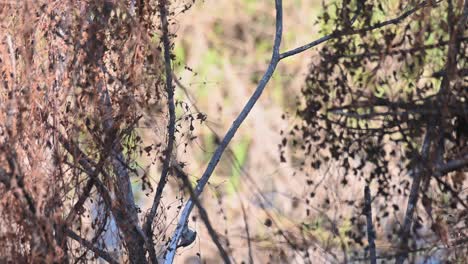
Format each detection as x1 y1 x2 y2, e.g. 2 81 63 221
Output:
364 185 376 264
144 1 176 262
396 129 432 264
397 3 467 263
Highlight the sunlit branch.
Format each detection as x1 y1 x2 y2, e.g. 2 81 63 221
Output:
334 36 468 60
279 1 431 60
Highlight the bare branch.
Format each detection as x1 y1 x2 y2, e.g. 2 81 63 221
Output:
58 132 149 263
145 1 177 262
239 194 254 264
435 154 468 175
396 125 432 264
57 133 113 206
99 86 148 263
173 164 231 263
65 178 95 224
431 176 468 209
65 228 119 264
335 36 468 60
279 34 334 60
279 1 432 60
163 0 283 262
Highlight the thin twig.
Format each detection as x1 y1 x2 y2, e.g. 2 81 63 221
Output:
57 133 113 209
173 164 231 263
163 0 282 261
65 178 95 223
334 36 468 60
239 194 254 264
59 132 151 263
65 228 119 264
352 236 468 262
64 143 112 224
145 1 176 263
279 1 431 59
431 176 468 209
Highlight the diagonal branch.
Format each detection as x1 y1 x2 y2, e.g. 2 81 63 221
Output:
57 133 113 207
65 228 119 264
395 123 432 264
173 164 231 263
435 154 468 175
58 132 150 263
61 136 112 225
279 0 432 60
334 36 468 60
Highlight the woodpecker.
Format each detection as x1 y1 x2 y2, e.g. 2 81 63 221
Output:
177 224 196 248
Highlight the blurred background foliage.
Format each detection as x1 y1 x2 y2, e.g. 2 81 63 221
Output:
153 0 467 263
